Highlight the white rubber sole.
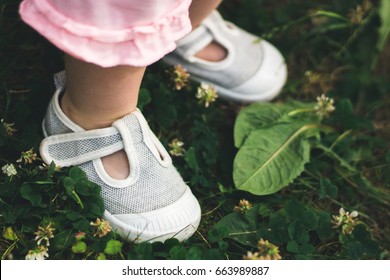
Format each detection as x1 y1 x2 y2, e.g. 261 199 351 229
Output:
103 187 201 243
189 61 287 103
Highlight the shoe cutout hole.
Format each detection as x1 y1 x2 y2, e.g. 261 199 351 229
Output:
101 149 130 180
195 41 228 62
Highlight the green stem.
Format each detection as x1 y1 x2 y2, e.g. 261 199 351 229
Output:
71 191 84 209
1 241 17 260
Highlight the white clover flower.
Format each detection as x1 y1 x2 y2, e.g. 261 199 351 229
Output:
314 94 335 118
2 164 17 177
25 246 49 260
17 148 38 164
332 207 360 235
168 139 185 157
1 119 17 136
34 223 55 246
90 218 111 238
196 83 218 108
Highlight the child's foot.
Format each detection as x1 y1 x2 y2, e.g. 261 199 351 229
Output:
164 11 288 103
40 72 201 243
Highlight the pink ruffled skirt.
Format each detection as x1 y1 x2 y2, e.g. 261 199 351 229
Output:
19 0 192 67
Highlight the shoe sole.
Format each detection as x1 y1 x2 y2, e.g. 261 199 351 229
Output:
103 187 201 243
186 61 288 103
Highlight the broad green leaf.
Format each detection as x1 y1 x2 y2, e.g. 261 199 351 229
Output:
234 101 314 148
378 0 390 51
104 239 123 255
233 122 316 195
234 103 289 148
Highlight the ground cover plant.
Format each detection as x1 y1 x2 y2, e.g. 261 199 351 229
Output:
1 0 389 260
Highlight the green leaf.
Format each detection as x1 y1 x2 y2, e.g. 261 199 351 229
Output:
128 243 155 260
319 178 338 199
208 211 258 247
233 122 315 195
288 221 309 244
20 183 43 207
299 243 315 254
287 240 300 253
76 180 98 197
138 88 152 110
69 167 87 181
104 239 123 255
186 246 203 260
63 177 76 194
234 101 315 148
184 147 199 171
63 177 84 209
235 103 292 148
346 241 364 259
169 245 186 260
301 210 318 230
378 0 390 51
3 227 18 241
316 212 334 242
285 199 305 220
51 229 74 253
72 241 87 254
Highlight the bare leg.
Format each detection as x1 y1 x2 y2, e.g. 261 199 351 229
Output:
189 0 227 62
60 1 225 179
61 54 146 179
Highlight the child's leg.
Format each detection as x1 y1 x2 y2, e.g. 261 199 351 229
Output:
189 0 222 28
61 55 146 179
189 0 227 62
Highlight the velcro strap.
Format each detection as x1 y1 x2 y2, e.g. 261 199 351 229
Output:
175 25 213 59
40 127 123 167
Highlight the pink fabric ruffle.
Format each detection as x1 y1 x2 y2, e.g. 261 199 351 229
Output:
19 0 192 67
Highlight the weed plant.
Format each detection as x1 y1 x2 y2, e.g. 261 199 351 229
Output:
1 0 389 260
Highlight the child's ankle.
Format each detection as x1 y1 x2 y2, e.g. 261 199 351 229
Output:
60 90 132 130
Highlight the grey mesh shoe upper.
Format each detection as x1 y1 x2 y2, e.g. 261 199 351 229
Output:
40 73 187 215
164 11 287 102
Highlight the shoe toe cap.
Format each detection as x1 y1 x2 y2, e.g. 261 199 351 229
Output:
230 40 288 102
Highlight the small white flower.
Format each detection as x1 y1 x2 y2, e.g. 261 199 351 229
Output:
332 207 359 235
34 223 55 247
168 139 185 157
2 164 17 177
314 94 335 118
196 83 218 108
25 246 49 260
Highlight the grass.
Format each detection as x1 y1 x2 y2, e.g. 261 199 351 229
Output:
1 0 389 260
